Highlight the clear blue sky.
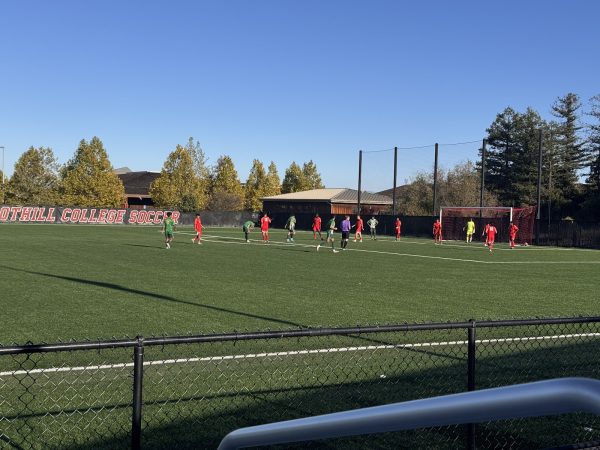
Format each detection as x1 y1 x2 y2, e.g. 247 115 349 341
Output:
1 1 598 192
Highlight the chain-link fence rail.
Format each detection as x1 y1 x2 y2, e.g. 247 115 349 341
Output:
1 318 600 449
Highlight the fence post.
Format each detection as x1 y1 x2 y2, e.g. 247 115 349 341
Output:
467 320 476 450
132 336 145 450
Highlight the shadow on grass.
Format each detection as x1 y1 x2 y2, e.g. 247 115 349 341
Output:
0 265 306 329
4 339 599 449
122 243 165 249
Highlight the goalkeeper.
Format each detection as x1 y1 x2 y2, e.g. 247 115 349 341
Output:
465 218 475 243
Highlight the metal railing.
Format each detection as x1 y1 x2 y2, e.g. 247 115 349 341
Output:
1 317 600 449
217 377 600 450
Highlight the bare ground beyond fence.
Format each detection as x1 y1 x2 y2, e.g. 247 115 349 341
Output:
1 318 600 449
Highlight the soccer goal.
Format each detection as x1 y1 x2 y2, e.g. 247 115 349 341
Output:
439 206 536 244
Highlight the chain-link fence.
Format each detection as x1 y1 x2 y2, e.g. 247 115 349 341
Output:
1 318 600 449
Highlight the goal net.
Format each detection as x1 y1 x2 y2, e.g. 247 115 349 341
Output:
440 206 536 244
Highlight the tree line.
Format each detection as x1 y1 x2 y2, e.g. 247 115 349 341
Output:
2 91 598 219
397 92 600 220
0 137 324 211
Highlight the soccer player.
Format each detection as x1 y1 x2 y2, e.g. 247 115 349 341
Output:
312 213 323 240
433 219 442 244
163 211 175 249
487 223 498 252
285 215 297 242
317 216 339 253
509 221 519 249
465 218 475 243
192 213 203 244
242 220 254 243
394 217 402 241
482 223 490 246
340 215 352 250
354 215 364 242
260 213 271 243
367 216 378 240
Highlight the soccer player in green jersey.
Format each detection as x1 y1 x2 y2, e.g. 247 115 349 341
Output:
317 216 339 253
163 212 175 249
285 215 297 243
367 217 378 240
243 220 254 243
465 218 476 243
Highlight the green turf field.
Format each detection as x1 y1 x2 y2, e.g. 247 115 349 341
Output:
1 223 599 344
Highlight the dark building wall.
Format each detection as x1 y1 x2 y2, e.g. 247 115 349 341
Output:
262 201 332 216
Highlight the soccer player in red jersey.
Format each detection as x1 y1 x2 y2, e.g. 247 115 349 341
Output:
487 224 498 252
395 217 402 241
433 219 442 244
260 213 271 243
312 213 323 240
354 215 364 242
482 223 491 246
509 222 519 248
192 213 203 244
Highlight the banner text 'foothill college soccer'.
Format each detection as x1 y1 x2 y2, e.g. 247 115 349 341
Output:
0 206 180 225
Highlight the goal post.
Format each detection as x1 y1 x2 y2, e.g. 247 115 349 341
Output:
439 206 536 244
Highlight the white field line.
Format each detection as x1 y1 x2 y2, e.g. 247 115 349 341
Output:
2 332 599 378
177 232 600 265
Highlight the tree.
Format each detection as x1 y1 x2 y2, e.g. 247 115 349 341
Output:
281 162 304 193
150 145 208 211
396 172 433 216
60 137 125 207
244 159 267 211
551 93 585 203
483 107 548 207
301 160 324 190
585 95 600 190
0 170 5 204
209 155 243 210
185 137 210 197
6 147 60 205
439 161 498 208
263 161 281 197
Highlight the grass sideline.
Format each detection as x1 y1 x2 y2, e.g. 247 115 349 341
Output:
0 223 599 344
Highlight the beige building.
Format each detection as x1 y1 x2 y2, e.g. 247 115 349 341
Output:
261 188 392 215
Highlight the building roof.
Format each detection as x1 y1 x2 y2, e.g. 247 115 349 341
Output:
262 188 392 205
117 171 161 196
114 167 133 175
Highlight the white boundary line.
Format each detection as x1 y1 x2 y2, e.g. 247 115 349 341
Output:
176 232 600 265
2 332 599 378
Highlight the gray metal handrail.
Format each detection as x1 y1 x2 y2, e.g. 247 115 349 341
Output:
217 377 600 450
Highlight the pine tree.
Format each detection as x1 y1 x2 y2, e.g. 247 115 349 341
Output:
150 145 208 211
6 147 60 205
244 159 267 211
585 95 600 190
301 160 324 190
551 93 585 203
281 162 305 193
61 137 125 207
483 107 547 206
209 155 244 211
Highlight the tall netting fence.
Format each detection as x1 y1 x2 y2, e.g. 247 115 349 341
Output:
1 319 600 449
360 141 485 217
